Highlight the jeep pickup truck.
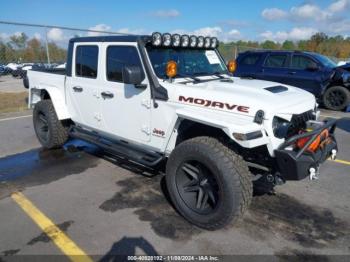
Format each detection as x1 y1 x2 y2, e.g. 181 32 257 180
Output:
27 33 338 229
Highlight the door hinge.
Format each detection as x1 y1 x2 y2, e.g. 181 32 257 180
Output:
141 125 151 135
141 99 151 109
94 113 102 121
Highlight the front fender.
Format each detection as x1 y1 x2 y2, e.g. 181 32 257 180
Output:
175 107 269 148
30 87 70 120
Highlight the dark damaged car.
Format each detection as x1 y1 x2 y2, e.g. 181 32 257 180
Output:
234 50 350 111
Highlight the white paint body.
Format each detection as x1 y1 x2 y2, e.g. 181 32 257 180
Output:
28 41 317 157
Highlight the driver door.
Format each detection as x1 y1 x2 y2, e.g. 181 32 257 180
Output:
98 43 152 143
284 54 322 95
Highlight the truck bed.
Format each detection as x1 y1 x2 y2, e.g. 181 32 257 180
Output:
27 69 66 93
31 67 66 75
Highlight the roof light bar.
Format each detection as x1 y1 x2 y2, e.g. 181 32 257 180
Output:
162 33 171 46
150 32 219 49
172 34 181 47
197 36 204 48
210 37 218 48
152 32 162 46
189 35 197 48
204 37 211 48
181 34 189 47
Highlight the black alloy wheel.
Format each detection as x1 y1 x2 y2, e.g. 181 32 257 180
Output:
175 160 219 215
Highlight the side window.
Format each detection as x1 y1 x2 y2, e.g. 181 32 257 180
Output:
75 45 98 78
291 55 317 70
264 54 287 68
241 54 261 65
106 46 143 82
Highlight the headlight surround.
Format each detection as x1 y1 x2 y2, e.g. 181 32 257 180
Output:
272 117 291 139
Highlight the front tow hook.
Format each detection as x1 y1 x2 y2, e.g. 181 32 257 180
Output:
309 167 319 180
331 149 337 160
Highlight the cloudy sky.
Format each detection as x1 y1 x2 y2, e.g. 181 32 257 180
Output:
1 0 350 43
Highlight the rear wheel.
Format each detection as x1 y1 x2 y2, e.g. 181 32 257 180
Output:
33 100 69 149
166 136 252 230
323 86 350 111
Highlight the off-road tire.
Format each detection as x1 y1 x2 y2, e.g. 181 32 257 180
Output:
166 136 253 230
33 100 69 149
323 85 350 111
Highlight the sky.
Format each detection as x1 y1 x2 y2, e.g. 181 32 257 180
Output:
1 0 350 43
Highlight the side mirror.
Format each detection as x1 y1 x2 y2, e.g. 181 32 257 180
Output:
122 66 145 87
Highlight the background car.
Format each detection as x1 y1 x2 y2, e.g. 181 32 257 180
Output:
234 50 350 111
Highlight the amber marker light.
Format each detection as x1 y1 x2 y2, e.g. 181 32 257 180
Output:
227 60 237 73
166 60 177 78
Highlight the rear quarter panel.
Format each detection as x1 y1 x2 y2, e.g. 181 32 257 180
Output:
28 70 71 120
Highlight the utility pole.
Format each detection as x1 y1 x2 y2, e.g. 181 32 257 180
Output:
45 27 51 65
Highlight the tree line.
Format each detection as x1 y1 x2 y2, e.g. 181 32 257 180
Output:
1 32 350 64
0 33 67 64
219 32 350 61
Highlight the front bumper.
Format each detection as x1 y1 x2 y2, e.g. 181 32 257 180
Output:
274 119 337 181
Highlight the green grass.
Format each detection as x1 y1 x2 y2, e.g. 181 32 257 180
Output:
0 92 29 114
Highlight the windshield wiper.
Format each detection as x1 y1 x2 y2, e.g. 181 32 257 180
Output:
175 73 201 82
213 72 232 79
159 74 201 82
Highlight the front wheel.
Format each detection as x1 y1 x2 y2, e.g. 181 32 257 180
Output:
33 100 69 149
323 86 350 111
166 137 253 230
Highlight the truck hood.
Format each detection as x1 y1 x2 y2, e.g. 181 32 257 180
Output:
165 77 316 119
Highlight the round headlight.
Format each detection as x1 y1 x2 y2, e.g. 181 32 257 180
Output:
152 32 162 46
197 36 204 48
204 37 211 48
172 34 180 47
211 37 218 48
162 33 171 46
189 35 197 48
272 117 291 139
181 35 189 47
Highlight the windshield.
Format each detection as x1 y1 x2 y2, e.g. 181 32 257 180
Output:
313 53 337 68
146 47 228 79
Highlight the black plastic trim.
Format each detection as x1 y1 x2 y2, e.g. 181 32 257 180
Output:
70 126 164 167
66 41 74 76
275 119 338 180
265 85 288 93
137 38 169 101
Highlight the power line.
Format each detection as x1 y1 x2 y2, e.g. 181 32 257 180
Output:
0 20 132 35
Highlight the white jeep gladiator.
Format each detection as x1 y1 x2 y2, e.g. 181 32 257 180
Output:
27 32 338 229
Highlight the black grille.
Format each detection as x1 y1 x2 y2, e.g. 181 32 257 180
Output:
287 110 315 137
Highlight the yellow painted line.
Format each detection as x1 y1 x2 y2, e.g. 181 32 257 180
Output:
330 159 350 166
11 192 92 262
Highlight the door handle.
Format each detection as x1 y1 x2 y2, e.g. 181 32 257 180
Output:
288 71 296 75
101 91 114 99
73 86 83 92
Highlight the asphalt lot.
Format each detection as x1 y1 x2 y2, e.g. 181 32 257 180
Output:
0 75 25 93
0 109 349 260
